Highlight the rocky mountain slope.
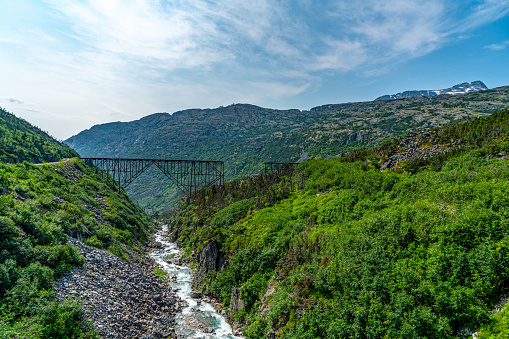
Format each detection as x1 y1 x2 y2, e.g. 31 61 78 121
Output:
65 85 509 211
375 80 488 100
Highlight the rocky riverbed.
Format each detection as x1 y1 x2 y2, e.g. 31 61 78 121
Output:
54 237 184 338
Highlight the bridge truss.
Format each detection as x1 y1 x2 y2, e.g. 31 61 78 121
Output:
82 158 224 197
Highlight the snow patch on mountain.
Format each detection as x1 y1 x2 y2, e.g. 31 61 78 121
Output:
376 81 488 100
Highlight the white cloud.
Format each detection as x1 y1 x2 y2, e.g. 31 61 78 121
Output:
309 39 367 72
326 0 508 64
248 81 312 99
458 0 509 31
45 0 228 70
485 39 509 51
40 0 509 78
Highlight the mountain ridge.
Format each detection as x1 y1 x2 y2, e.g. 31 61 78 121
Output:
65 85 509 211
375 80 488 100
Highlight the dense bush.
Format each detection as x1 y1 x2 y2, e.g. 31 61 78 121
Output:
0 107 78 163
169 109 509 338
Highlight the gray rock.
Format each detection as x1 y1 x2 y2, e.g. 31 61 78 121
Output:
196 241 221 285
380 132 455 171
190 292 202 299
52 196 64 204
229 287 244 312
53 238 180 339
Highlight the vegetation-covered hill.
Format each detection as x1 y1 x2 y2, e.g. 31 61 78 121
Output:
65 86 509 212
0 111 154 337
0 107 78 163
166 108 509 338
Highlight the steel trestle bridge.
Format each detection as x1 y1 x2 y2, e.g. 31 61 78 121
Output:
82 158 224 197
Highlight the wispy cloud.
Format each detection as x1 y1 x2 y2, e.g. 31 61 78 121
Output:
6 98 24 104
485 39 509 51
325 0 509 66
45 0 229 69
38 0 509 77
459 0 509 31
248 81 312 99
330 0 445 54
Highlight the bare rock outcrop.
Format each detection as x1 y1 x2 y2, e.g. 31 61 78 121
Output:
195 241 227 286
381 132 457 171
229 287 244 314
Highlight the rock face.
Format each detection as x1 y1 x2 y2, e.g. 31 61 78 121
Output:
380 132 457 171
376 81 488 100
258 279 276 314
229 288 244 313
195 241 227 286
54 238 183 339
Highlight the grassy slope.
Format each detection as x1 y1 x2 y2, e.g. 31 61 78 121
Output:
0 107 78 163
1 110 154 338
65 86 509 212
168 109 509 338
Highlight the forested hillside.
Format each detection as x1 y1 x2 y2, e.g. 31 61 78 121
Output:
65 86 509 212
167 108 509 338
0 107 78 163
0 112 154 337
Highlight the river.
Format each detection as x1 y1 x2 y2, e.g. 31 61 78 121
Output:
150 226 243 339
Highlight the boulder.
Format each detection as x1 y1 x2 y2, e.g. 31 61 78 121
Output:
190 291 202 299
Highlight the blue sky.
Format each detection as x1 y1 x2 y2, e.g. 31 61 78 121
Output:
0 0 508 139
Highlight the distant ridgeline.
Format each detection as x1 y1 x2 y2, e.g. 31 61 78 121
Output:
65 85 509 211
167 107 509 338
0 108 154 337
375 80 488 100
0 107 78 163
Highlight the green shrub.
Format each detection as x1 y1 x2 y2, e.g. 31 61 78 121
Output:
0 259 18 296
244 316 269 339
240 271 272 312
211 198 256 229
0 173 9 188
107 243 129 261
14 184 30 196
0 216 17 237
39 298 94 338
34 222 67 246
4 272 52 317
84 235 104 249
154 267 168 284
33 244 85 270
